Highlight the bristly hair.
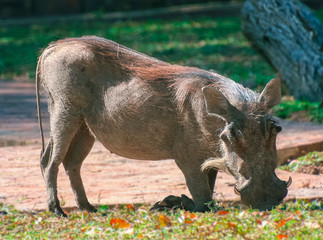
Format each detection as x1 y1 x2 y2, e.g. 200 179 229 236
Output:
201 157 232 176
49 36 267 116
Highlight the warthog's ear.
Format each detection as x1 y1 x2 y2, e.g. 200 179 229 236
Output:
202 86 235 122
258 77 281 110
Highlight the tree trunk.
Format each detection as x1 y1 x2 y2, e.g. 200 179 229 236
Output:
241 0 323 102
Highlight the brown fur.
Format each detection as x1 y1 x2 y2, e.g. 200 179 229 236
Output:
37 36 289 215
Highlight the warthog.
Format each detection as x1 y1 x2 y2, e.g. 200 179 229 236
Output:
36 36 291 216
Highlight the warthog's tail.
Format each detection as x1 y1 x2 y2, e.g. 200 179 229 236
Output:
36 55 45 155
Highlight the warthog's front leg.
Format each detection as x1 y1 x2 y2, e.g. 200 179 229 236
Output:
180 164 213 212
153 159 212 212
207 168 218 196
150 194 195 211
151 167 217 212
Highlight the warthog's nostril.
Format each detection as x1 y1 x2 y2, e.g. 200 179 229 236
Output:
234 185 241 195
285 176 292 188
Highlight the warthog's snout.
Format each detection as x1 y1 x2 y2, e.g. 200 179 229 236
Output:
235 174 292 210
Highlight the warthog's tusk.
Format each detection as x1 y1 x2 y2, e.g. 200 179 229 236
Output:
286 176 292 188
234 185 241 195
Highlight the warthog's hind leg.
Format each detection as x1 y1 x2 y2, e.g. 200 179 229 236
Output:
40 139 53 177
62 121 96 213
43 113 81 217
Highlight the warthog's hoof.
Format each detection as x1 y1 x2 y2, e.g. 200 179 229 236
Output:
49 205 67 218
78 204 97 213
150 194 195 211
0 210 8 216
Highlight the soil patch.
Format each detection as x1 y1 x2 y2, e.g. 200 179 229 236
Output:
0 80 323 211
296 165 323 175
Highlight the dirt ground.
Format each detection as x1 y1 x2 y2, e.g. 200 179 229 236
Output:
0 80 322 211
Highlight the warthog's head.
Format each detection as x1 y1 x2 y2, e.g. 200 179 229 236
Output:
202 77 291 210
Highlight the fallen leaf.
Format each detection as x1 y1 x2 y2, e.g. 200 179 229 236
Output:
304 221 320 229
218 210 230 215
110 218 131 229
184 219 194 224
156 214 172 228
276 215 293 228
260 212 268 217
126 204 135 211
295 210 301 215
228 222 237 229
181 211 197 224
120 228 134 235
276 219 287 228
277 234 289 239
84 227 97 236
136 233 144 238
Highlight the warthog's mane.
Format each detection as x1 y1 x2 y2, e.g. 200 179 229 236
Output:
51 36 264 115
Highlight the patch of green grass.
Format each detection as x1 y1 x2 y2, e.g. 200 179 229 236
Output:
0 15 274 86
273 99 323 124
1 200 322 239
280 151 323 173
1 11 323 123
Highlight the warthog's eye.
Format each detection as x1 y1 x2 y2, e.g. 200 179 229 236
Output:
275 126 282 133
226 122 244 144
268 120 282 134
231 127 243 141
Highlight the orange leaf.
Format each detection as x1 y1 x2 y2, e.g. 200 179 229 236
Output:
182 211 196 219
276 219 287 228
126 204 135 211
295 210 301 215
184 219 194 224
276 215 293 228
181 211 196 224
110 218 131 229
277 234 289 239
158 214 172 228
256 219 262 224
218 210 230 215
228 222 237 229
